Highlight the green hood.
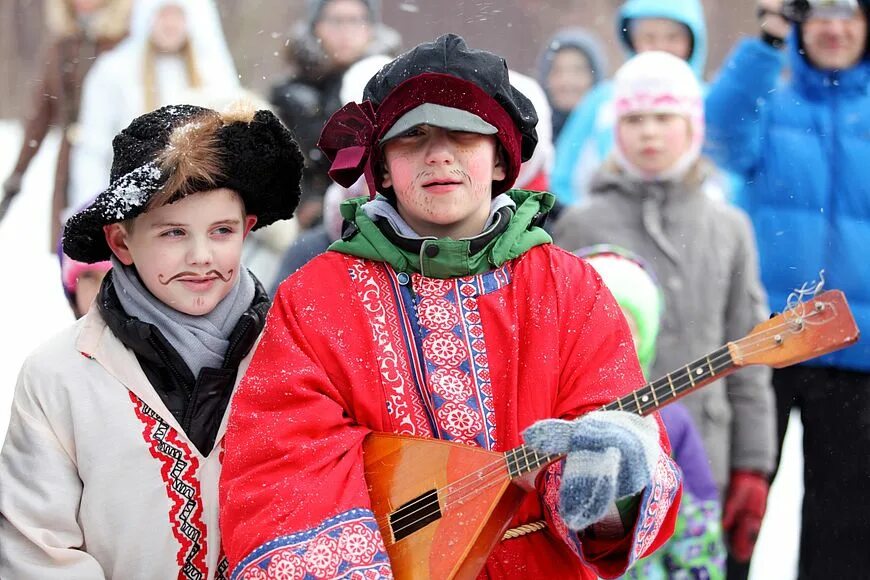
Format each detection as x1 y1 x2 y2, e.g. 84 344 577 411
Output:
329 190 555 278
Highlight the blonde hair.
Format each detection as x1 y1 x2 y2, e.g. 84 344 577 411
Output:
47 0 132 40
143 40 202 113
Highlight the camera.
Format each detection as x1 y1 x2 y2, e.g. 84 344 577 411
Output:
781 0 861 22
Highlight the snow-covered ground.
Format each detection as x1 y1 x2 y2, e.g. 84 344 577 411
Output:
0 120 801 576
0 121 76 441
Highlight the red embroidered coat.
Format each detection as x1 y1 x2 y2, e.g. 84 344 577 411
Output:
220 245 681 579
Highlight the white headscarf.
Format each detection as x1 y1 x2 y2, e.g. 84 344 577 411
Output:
123 0 238 89
508 70 553 190
69 0 239 212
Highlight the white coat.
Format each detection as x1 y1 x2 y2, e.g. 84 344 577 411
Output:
68 0 240 213
0 307 251 579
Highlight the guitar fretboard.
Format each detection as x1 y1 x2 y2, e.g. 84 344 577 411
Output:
604 345 733 415
505 344 735 479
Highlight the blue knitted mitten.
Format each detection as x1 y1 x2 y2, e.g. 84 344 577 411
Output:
523 410 661 532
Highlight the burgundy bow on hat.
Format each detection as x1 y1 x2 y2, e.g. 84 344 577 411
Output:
317 100 379 198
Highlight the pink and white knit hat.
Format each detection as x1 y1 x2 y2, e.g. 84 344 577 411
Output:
62 254 112 294
611 51 704 182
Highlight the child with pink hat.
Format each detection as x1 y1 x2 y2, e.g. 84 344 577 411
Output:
554 50 776 569
60 251 112 319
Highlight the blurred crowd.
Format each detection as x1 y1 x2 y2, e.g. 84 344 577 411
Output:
1 0 868 578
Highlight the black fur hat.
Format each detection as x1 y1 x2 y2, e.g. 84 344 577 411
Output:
63 104 304 263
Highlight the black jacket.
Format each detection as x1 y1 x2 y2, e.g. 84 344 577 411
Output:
269 22 402 203
271 71 344 202
98 271 270 455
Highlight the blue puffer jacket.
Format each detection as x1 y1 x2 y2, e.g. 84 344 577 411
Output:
550 0 708 204
706 33 870 371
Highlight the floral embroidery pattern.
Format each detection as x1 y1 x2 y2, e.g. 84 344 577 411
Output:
349 259 512 448
541 461 583 559
129 392 210 580
233 509 391 580
411 267 511 448
348 258 432 436
633 454 681 560
429 368 473 400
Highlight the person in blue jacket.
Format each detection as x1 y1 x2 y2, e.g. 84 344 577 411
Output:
550 0 707 205
705 1 870 578
536 28 609 141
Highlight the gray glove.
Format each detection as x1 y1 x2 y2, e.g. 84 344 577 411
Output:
524 410 660 531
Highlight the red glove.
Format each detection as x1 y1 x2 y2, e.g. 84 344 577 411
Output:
722 470 769 562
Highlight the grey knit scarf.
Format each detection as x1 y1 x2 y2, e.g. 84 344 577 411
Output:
110 257 255 379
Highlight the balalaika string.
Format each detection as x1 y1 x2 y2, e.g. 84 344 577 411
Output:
379 299 833 539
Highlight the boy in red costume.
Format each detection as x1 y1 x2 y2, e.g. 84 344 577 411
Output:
220 34 681 579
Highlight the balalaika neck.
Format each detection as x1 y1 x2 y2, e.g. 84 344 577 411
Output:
505 344 736 479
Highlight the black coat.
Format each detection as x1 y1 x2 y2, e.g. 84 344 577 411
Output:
269 22 402 204
270 71 345 202
98 272 270 455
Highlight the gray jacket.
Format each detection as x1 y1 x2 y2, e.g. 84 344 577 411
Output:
553 164 776 492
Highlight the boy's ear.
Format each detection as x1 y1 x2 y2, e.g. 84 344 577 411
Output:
381 166 393 190
243 215 258 238
492 146 507 182
103 223 134 266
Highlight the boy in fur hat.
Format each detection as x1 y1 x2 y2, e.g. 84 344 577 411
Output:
0 104 303 578
220 35 680 579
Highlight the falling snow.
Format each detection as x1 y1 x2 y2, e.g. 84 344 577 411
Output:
0 122 802 578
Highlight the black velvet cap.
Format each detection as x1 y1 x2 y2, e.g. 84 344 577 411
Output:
363 33 538 163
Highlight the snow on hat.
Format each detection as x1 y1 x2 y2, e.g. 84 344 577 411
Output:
63 103 304 263
317 34 538 199
611 51 704 182
577 244 663 373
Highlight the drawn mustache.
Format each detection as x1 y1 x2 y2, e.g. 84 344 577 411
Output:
417 169 469 185
157 269 234 285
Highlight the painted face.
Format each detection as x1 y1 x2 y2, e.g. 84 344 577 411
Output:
381 125 506 239
629 18 693 61
150 4 188 54
547 48 595 113
803 9 867 70
617 112 692 176
314 0 372 67
105 188 257 316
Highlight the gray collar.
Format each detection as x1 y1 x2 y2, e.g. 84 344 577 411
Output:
362 193 516 239
110 257 256 379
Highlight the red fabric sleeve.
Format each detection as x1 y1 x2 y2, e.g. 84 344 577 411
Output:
535 249 682 576
219 272 390 576
552 248 647 418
